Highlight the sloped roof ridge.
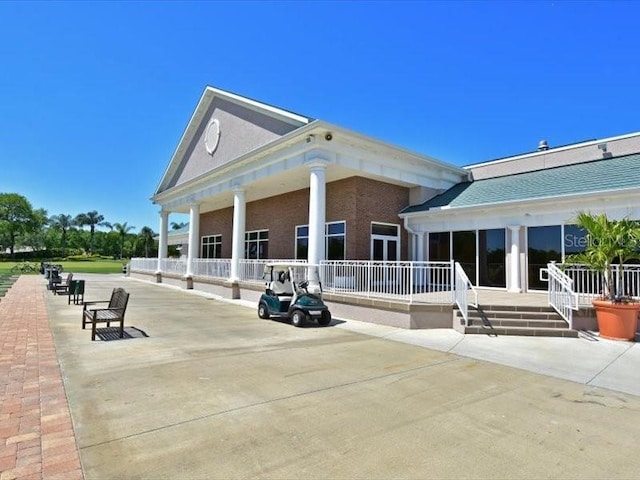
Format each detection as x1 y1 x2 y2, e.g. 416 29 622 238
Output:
471 151 629 182
464 131 640 169
204 85 314 124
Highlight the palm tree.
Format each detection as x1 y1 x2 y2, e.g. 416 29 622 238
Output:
49 214 74 257
74 211 107 255
112 222 136 259
171 221 188 230
569 212 640 300
139 226 156 257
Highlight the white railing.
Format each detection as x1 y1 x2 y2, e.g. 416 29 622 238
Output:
546 262 578 329
131 258 460 304
454 262 478 326
319 260 454 304
129 258 157 272
238 259 307 283
160 258 187 275
192 259 231 279
562 264 640 306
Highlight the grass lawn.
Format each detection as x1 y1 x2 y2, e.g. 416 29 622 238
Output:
0 258 126 275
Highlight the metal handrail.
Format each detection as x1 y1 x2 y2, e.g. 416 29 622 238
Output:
546 262 578 329
454 261 478 326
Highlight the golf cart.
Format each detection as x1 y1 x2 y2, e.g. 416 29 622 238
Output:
257 263 332 327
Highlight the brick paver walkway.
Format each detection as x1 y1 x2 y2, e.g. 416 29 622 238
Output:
0 276 83 480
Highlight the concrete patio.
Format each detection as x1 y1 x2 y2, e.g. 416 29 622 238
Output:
2 273 640 479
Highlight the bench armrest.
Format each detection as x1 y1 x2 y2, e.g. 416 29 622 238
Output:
83 300 110 307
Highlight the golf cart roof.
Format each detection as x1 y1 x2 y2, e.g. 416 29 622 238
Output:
264 262 313 268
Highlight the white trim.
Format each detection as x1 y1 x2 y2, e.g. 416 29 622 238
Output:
244 229 269 260
204 86 311 125
201 234 222 259
370 222 401 261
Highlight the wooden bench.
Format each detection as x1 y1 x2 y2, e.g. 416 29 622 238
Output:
82 288 130 341
53 273 73 295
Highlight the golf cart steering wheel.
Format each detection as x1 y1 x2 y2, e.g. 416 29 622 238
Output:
299 280 309 290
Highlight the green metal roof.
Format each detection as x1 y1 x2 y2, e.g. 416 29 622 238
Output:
402 153 640 214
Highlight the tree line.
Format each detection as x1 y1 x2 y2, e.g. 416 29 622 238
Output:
0 192 183 260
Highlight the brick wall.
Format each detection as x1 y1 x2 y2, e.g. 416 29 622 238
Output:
198 176 409 260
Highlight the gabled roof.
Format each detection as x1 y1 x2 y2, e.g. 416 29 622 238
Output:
402 152 640 214
154 86 313 195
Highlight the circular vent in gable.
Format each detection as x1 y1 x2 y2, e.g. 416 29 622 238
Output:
204 118 221 155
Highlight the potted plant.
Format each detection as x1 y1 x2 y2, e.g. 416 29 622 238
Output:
568 211 640 341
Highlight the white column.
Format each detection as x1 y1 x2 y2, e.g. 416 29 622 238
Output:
186 203 200 277
230 188 246 282
156 210 169 273
416 232 425 262
307 163 327 266
508 225 521 293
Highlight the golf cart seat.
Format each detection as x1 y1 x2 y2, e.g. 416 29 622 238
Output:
270 270 294 299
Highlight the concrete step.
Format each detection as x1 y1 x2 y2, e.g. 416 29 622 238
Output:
458 310 562 321
462 316 569 329
462 325 579 338
456 304 577 338
474 304 556 313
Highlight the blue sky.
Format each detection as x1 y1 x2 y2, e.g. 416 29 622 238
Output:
1 1 639 232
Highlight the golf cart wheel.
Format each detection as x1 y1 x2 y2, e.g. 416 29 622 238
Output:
258 303 270 319
318 310 332 326
291 310 307 327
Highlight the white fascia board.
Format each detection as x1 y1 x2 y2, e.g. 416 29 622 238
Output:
205 86 311 126
154 88 215 195
399 186 640 219
464 131 640 170
323 123 467 178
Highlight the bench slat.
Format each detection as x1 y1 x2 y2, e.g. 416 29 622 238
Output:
81 288 130 340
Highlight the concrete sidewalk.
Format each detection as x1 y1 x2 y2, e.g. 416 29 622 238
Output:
215 284 640 398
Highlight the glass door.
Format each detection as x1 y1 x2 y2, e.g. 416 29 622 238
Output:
372 237 398 261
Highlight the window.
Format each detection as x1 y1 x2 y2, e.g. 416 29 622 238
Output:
428 232 450 262
326 221 345 260
478 229 506 288
245 230 269 259
371 222 400 261
563 224 587 258
453 231 476 280
295 221 345 260
201 235 222 259
527 225 561 290
295 226 308 260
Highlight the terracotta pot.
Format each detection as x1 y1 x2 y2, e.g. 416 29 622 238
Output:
592 300 639 341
